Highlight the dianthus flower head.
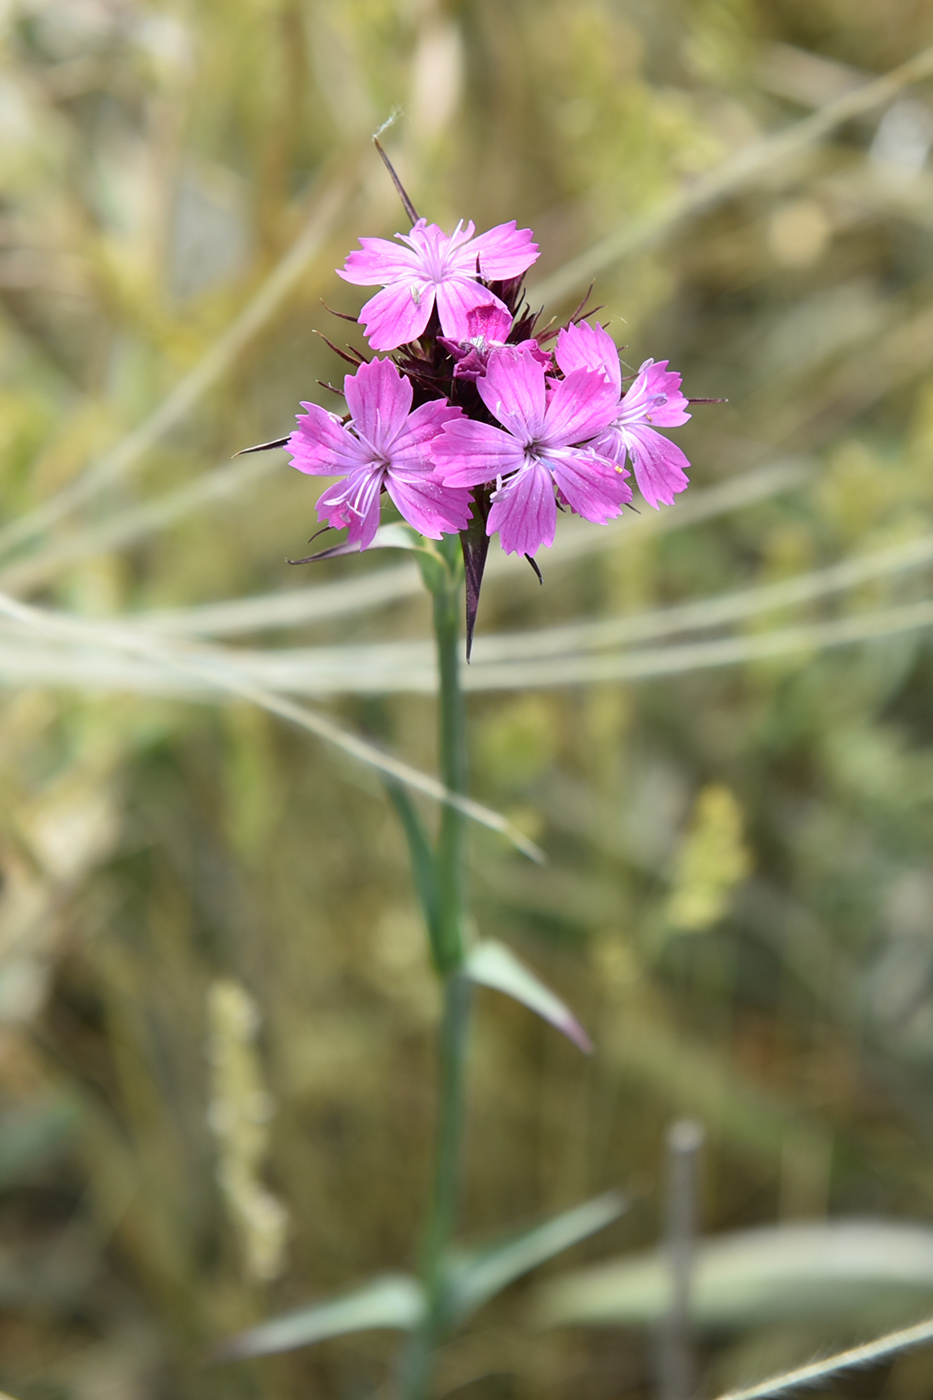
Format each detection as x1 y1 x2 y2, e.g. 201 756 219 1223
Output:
554 320 691 508
337 218 539 351
286 357 472 549
263 173 706 652
433 343 632 557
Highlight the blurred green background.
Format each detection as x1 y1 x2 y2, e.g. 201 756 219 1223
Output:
2 0 933 1396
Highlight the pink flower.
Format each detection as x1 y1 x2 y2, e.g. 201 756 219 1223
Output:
439 304 552 383
287 358 472 548
338 218 539 352
554 320 691 508
433 345 630 557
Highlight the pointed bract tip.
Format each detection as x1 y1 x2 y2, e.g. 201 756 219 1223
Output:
234 435 291 457
524 553 544 585
373 136 420 227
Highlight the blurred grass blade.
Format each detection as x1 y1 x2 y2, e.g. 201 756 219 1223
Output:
3 457 802 620
139 561 422 637
463 597 933 692
0 590 544 862
384 779 440 961
469 529 933 665
536 1221 933 1331
215 1273 425 1361
5 591 933 703
446 1192 626 1326
465 940 593 1052
0 162 360 570
715 1314 933 1400
531 46 933 305
0 454 281 594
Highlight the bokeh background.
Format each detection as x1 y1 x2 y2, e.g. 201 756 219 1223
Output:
2 0 933 1396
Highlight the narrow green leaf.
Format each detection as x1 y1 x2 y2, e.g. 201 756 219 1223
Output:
384 779 441 964
537 1220 933 1332
215 1273 425 1362
465 939 593 1052
446 1192 626 1325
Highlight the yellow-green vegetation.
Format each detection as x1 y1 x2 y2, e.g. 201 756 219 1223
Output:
0 1 933 1397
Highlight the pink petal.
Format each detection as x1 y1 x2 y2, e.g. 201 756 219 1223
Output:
487 460 557 556
554 320 622 396
390 400 463 465
464 303 513 342
401 218 475 265
590 425 627 469
433 418 526 487
338 235 423 286
317 468 384 548
519 338 554 372
432 218 477 257
619 359 691 428
551 451 632 524
434 281 512 343
449 347 488 382
287 403 367 476
460 221 539 280
358 282 435 351
541 367 619 447
477 345 547 441
343 358 412 449
624 424 690 508
384 474 473 539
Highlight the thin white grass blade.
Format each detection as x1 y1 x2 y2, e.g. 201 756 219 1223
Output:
1 593 933 701
461 598 933 691
535 460 809 569
3 455 803 619
470 529 933 664
86 467 922 660
465 940 593 1052
1 592 932 703
0 498 424 595
126 462 805 638
139 562 421 637
0 454 280 594
714 1314 933 1400
0 594 544 863
192 676 544 862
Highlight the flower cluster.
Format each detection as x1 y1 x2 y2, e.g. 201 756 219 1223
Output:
285 210 693 630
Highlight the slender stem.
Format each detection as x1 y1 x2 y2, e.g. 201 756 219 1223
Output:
658 1120 704 1400
399 559 472 1400
433 571 467 972
400 973 472 1399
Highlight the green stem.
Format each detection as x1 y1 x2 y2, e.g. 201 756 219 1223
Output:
433 571 467 973
399 973 472 1399
399 555 471 1400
